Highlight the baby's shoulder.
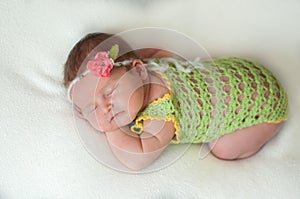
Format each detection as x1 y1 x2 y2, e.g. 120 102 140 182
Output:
147 83 170 105
146 72 171 105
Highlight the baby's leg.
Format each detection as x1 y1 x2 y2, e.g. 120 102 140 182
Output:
208 122 283 160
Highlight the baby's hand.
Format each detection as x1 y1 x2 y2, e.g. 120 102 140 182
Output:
104 120 175 170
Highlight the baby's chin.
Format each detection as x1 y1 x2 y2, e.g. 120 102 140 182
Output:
97 125 125 133
96 121 131 133
97 120 133 133
95 113 137 132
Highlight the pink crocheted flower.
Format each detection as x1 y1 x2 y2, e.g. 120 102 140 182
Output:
87 52 114 77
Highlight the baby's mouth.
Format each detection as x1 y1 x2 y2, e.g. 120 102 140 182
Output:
109 112 123 123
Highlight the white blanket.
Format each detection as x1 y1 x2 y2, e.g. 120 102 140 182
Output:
1 0 299 198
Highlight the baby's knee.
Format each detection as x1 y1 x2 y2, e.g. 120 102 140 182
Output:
208 122 283 160
208 142 240 160
208 140 260 160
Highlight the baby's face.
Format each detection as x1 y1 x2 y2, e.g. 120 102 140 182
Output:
72 66 146 132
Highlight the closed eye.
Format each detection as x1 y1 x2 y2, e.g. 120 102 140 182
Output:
74 105 87 119
77 111 86 120
105 89 114 98
88 105 98 114
74 104 83 114
104 84 118 98
82 103 98 115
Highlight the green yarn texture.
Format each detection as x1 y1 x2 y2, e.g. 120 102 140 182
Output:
139 57 288 143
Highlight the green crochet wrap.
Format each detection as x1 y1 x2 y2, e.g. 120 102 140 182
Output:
131 57 288 144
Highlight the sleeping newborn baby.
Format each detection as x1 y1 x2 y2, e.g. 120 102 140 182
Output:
64 32 288 170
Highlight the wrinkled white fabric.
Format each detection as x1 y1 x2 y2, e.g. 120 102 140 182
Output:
0 0 299 198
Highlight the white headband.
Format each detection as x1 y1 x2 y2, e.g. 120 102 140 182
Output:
67 54 203 104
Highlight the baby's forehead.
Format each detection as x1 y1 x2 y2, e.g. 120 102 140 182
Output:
99 66 131 84
73 68 127 108
95 68 126 90
72 74 99 108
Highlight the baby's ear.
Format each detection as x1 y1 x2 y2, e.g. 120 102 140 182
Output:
132 59 148 80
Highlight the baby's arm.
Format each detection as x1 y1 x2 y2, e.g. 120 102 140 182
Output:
105 119 175 171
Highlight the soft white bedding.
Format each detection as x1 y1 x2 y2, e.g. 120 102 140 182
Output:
1 0 299 198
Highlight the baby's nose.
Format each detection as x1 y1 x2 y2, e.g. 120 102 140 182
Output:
101 103 112 114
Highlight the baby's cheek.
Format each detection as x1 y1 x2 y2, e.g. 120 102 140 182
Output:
127 104 137 120
86 112 104 132
128 98 142 119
